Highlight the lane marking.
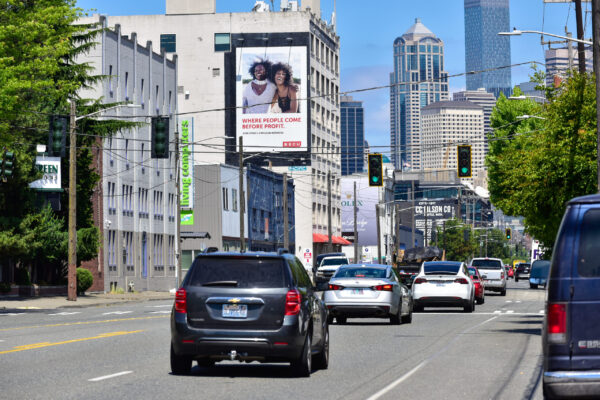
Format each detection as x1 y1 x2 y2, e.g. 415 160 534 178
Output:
0 330 142 355
367 316 499 400
48 312 81 316
89 371 133 382
505 300 513 303
146 305 172 308
149 311 171 314
421 312 544 316
16 307 40 310
0 313 25 316
0 315 168 332
516 300 522 303
539 310 545 314
494 310 502 314
507 310 515 314
102 311 133 315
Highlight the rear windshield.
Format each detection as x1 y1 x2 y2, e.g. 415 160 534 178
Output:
468 267 479 279
471 259 502 269
517 263 531 270
578 208 600 277
321 258 349 266
423 263 461 275
530 260 550 278
187 257 286 288
334 267 387 279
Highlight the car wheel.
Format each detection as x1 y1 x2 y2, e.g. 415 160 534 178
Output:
336 316 347 324
390 308 401 325
291 333 312 377
413 304 423 312
326 314 334 325
500 288 507 296
401 307 413 324
463 300 474 313
530 283 538 289
170 343 192 375
515 277 518 282
313 326 329 370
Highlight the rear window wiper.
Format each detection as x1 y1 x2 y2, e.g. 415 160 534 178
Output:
201 280 238 287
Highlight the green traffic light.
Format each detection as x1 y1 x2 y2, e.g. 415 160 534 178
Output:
461 167 468 174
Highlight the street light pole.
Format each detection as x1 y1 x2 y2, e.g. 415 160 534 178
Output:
239 136 245 252
67 100 77 301
594 0 600 191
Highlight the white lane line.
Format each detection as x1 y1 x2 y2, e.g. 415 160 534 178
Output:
102 311 133 315
516 300 522 303
149 310 171 314
506 310 515 314
540 310 545 314
48 312 81 316
494 310 502 314
88 371 133 382
367 316 499 400
145 304 172 308
421 312 543 316
505 300 513 303
0 313 24 316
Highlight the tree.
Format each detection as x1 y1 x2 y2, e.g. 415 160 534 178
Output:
436 219 477 262
487 73 597 253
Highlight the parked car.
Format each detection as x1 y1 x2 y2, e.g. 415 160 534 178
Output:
529 260 550 289
412 261 476 312
468 267 485 305
470 257 506 296
170 251 329 377
514 262 531 282
543 193 600 399
323 264 413 325
314 255 349 284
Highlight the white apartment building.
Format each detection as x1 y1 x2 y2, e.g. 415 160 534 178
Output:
106 0 340 269
420 101 484 186
453 88 496 154
545 46 593 87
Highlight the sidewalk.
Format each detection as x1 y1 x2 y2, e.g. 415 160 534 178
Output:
0 291 174 311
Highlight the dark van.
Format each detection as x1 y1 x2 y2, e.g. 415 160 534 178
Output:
543 194 600 399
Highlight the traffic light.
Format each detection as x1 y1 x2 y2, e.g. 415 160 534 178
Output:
457 145 472 178
0 150 14 180
505 228 512 240
151 116 170 158
368 153 383 187
48 115 68 157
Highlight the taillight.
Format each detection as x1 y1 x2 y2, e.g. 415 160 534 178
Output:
328 284 344 291
501 271 505 279
414 277 427 284
547 303 567 343
175 288 187 314
372 284 393 291
454 278 469 284
285 289 301 316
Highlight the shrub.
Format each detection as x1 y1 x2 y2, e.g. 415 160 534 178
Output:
76 268 93 295
0 282 11 293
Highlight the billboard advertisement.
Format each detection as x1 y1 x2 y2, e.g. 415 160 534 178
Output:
235 46 307 153
180 119 193 209
340 177 379 246
398 199 458 244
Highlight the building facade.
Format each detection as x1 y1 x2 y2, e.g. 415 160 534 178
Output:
340 96 364 176
464 0 511 98
390 18 449 170
421 101 485 186
78 16 179 292
453 88 496 154
545 46 593 87
108 0 341 271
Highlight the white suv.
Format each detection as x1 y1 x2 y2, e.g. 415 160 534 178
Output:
315 256 349 283
470 257 506 296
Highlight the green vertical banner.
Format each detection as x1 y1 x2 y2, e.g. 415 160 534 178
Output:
181 210 194 226
180 119 193 209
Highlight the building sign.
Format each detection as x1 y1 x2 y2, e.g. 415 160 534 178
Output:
303 248 312 264
180 119 193 209
235 46 308 153
181 210 194 226
398 199 457 244
341 177 378 246
29 157 61 189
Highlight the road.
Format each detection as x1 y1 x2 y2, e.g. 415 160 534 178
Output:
0 279 544 400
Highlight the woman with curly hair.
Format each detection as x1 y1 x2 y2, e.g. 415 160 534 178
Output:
242 58 276 114
268 62 298 113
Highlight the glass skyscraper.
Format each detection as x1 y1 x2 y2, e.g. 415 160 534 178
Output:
390 18 449 170
341 96 364 176
464 0 512 98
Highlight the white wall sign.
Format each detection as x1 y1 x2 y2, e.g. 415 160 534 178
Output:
29 157 61 189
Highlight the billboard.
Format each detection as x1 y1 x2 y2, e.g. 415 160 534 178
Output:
398 199 458 244
29 157 61 189
341 177 379 246
180 119 193 209
235 46 307 153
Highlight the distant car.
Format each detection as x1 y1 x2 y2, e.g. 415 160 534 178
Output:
468 267 485 305
470 257 506 296
504 265 514 279
529 260 550 289
543 193 600 398
315 255 349 284
514 262 531 282
412 261 476 312
323 264 413 325
170 251 329 377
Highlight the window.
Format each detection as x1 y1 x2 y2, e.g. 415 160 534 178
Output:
155 85 160 114
160 34 176 53
124 232 133 272
578 209 600 277
125 71 129 100
107 182 116 214
232 189 238 212
168 235 175 271
222 188 229 210
140 78 145 108
214 33 230 52
107 230 117 272
109 65 113 96
125 139 129 168
154 234 164 272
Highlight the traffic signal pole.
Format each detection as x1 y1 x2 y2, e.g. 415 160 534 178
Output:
67 100 77 301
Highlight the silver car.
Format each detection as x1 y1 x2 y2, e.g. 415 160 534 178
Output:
323 264 413 325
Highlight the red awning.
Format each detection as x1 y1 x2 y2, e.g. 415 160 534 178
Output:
332 236 351 245
312 233 351 246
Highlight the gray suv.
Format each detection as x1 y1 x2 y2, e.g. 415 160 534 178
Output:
170 252 329 376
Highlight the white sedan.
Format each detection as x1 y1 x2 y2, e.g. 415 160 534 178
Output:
412 261 476 313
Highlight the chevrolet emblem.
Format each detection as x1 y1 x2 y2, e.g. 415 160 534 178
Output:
229 298 241 304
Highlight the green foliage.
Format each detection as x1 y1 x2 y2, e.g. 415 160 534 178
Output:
475 228 509 259
437 219 478 262
0 281 11 293
77 226 100 265
76 267 93 294
110 286 125 295
487 72 597 253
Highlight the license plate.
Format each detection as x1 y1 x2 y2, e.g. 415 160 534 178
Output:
222 304 247 318
351 289 364 295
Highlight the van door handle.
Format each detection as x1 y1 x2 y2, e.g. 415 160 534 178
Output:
570 285 575 298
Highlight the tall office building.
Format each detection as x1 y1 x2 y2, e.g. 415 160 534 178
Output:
545 46 593 87
464 0 511 98
453 88 496 153
390 18 449 171
340 96 364 175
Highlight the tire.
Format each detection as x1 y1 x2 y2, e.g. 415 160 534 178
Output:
326 314 334 325
530 283 538 289
401 306 413 324
336 316 347 325
500 288 507 296
170 344 192 375
515 277 519 282
291 333 312 377
313 326 329 370
413 304 423 312
390 308 401 325
463 300 474 313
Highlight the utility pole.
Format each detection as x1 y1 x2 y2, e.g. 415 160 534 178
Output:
175 125 181 287
575 0 586 73
593 0 600 191
376 204 381 263
327 171 332 252
353 181 358 263
67 100 77 301
283 172 289 251
411 180 415 249
239 136 245 252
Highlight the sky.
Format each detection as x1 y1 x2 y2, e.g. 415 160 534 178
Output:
75 0 590 151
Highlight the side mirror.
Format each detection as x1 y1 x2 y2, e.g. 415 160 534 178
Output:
482 275 487 279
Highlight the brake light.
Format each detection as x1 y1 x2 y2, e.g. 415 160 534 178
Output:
454 278 469 284
372 284 393 291
175 288 187 313
501 271 505 279
328 284 344 291
547 303 567 343
285 289 301 316
414 277 427 284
